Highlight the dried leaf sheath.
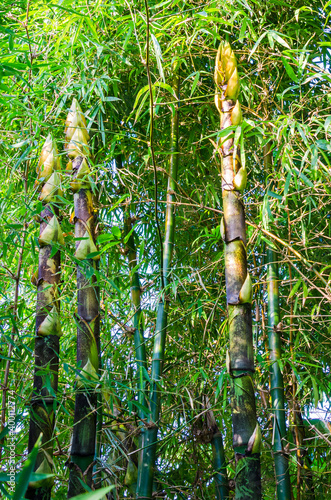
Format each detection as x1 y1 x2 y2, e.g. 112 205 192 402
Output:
65 100 100 498
215 42 261 499
26 137 62 500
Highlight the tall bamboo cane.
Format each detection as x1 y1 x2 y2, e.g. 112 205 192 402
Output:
266 248 291 499
27 136 63 500
124 217 147 421
264 143 291 499
214 42 262 498
136 75 179 499
65 99 100 497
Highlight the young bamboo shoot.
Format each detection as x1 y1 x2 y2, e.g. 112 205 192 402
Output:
65 99 100 497
215 42 261 499
26 136 62 500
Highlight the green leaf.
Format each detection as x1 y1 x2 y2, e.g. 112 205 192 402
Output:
324 116 331 134
289 279 302 299
249 32 268 58
316 140 331 151
104 96 121 102
267 190 282 201
294 168 314 187
311 377 319 408
281 57 298 83
70 485 115 500
190 72 200 97
269 30 291 49
151 33 164 82
12 434 42 500
49 3 88 17
112 226 122 239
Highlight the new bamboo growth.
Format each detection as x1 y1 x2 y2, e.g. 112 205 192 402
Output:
27 136 62 500
65 99 100 497
215 42 261 498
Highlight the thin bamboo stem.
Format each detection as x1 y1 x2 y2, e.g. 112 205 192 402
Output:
136 72 180 499
267 248 291 500
264 142 291 500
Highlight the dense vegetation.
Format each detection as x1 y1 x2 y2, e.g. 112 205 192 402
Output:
0 0 330 498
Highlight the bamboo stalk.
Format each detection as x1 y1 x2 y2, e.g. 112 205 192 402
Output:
136 74 180 499
65 99 100 497
266 248 291 499
124 215 147 490
264 143 291 500
124 217 147 420
205 403 229 499
212 432 229 500
214 42 261 499
26 135 63 500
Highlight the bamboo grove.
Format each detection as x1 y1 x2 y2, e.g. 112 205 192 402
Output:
1 1 331 499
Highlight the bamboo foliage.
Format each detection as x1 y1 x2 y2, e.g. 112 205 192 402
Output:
65 99 100 497
215 42 261 499
26 136 62 500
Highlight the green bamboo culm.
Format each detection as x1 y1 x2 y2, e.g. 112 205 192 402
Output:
205 408 229 499
124 216 146 490
264 141 292 500
136 74 180 499
212 433 229 499
267 248 291 499
214 42 262 499
125 217 147 419
65 99 100 497
26 136 63 500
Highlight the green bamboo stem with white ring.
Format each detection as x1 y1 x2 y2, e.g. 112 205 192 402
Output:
215 42 261 499
26 136 63 500
136 74 180 500
264 142 291 500
65 99 100 498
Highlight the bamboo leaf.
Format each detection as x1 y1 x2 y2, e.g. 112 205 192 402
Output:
70 485 115 500
190 72 200 97
151 33 165 82
311 377 319 408
12 434 42 500
269 30 291 49
249 32 268 58
289 278 302 299
281 57 298 83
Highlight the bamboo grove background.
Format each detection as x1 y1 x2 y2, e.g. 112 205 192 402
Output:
0 0 331 498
